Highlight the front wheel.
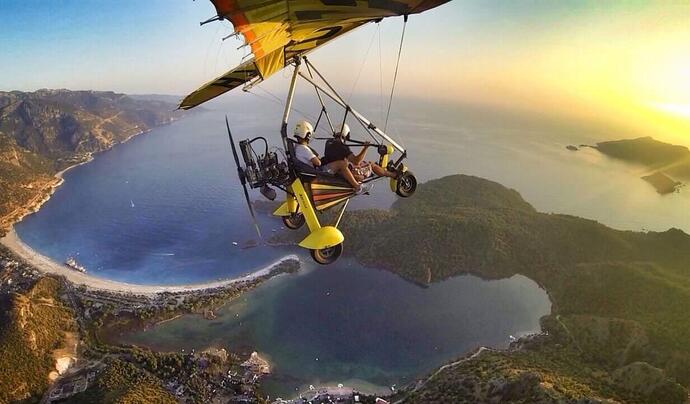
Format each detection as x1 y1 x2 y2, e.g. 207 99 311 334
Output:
395 171 417 197
310 243 343 265
282 212 305 230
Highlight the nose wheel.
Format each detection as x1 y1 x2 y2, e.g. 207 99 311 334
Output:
310 243 343 265
282 212 305 230
395 171 417 197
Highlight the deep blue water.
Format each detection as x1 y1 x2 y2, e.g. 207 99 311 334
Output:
16 112 292 284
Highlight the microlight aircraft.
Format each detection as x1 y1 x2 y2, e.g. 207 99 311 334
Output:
180 0 450 264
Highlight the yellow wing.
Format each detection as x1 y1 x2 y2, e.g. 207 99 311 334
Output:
179 0 450 110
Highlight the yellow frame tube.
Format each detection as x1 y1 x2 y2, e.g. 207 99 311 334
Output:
273 187 300 217
291 178 321 231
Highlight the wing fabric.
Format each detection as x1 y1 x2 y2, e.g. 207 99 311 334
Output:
180 60 261 111
179 0 450 110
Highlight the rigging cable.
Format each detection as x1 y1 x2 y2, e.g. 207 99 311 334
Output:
347 24 380 102
246 86 320 128
384 15 408 132
378 23 384 124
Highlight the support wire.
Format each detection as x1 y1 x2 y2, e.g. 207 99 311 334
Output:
384 15 408 132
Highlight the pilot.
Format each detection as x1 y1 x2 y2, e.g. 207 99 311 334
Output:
322 124 397 183
293 120 367 194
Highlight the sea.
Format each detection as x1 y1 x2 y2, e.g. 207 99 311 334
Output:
14 95 690 397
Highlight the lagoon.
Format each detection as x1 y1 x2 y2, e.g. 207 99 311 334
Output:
119 260 551 397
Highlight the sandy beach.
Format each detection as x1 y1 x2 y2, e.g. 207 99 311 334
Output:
0 117 300 297
1 228 298 296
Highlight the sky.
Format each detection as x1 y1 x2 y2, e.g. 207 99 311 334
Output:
1 1 689 146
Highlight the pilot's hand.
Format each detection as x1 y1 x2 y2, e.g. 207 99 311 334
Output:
363 141 371 147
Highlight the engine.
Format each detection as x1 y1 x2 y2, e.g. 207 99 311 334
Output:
238 138 290 199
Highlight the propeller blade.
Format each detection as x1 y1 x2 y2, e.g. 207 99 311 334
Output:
242 181 263 241
226 115 243 183
225 115 262 241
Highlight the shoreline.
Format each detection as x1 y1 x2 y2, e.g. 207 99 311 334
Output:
1 114 185 233
0 114 302 297
5 125 158 228
1 227 298 296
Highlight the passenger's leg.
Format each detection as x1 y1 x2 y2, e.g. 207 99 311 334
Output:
327 160 360 188
371 163 396 178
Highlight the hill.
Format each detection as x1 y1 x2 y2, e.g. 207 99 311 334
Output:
66 359 176 404
0 277 77 402
595 136 690 176
337 175 690 402
594 136 690 193
0 89 182 234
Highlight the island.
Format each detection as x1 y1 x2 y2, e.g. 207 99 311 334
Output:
593 136 690 194
641 171 683 195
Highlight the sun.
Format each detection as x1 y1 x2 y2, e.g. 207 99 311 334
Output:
652 103 690 120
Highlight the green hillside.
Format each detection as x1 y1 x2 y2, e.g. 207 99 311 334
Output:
0 89 181 234
0 277 76 403
67 359 176 404
596 136 690 179
340 175 690 402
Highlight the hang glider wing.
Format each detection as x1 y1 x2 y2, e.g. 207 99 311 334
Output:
180 59 260 110
179 0 450 110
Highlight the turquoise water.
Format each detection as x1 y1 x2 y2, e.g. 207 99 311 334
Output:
120 260 551 397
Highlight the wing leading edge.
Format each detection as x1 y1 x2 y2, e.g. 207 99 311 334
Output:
179 0 450 110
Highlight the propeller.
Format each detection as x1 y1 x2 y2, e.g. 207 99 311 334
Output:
226 115 262 241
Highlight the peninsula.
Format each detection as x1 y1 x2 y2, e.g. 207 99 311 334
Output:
594 136 690 194
336 175 690 403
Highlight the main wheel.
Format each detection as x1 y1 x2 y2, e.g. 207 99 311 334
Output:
310 243 343 265
282 212 305 230
395 171 417 197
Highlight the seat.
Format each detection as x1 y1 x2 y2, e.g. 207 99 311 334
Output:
287 139 340 183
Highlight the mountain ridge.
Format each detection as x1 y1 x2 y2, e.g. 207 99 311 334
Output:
0 89 185 235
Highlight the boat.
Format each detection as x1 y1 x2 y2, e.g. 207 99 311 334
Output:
65 257 87 273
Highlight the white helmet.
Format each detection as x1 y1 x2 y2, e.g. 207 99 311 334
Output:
339 123 351 139
293 120 314 140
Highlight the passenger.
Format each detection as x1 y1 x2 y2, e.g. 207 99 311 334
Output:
292 120 368 194
322 124 397 183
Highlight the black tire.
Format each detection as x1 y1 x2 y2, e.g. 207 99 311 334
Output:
396 171 417 197
282 213 305 230
310 243 343 265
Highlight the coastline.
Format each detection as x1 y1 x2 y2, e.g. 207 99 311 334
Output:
0 155 93 233
0 114 302 297
0 112 188 235
2 125 162 230
1 227 298 296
